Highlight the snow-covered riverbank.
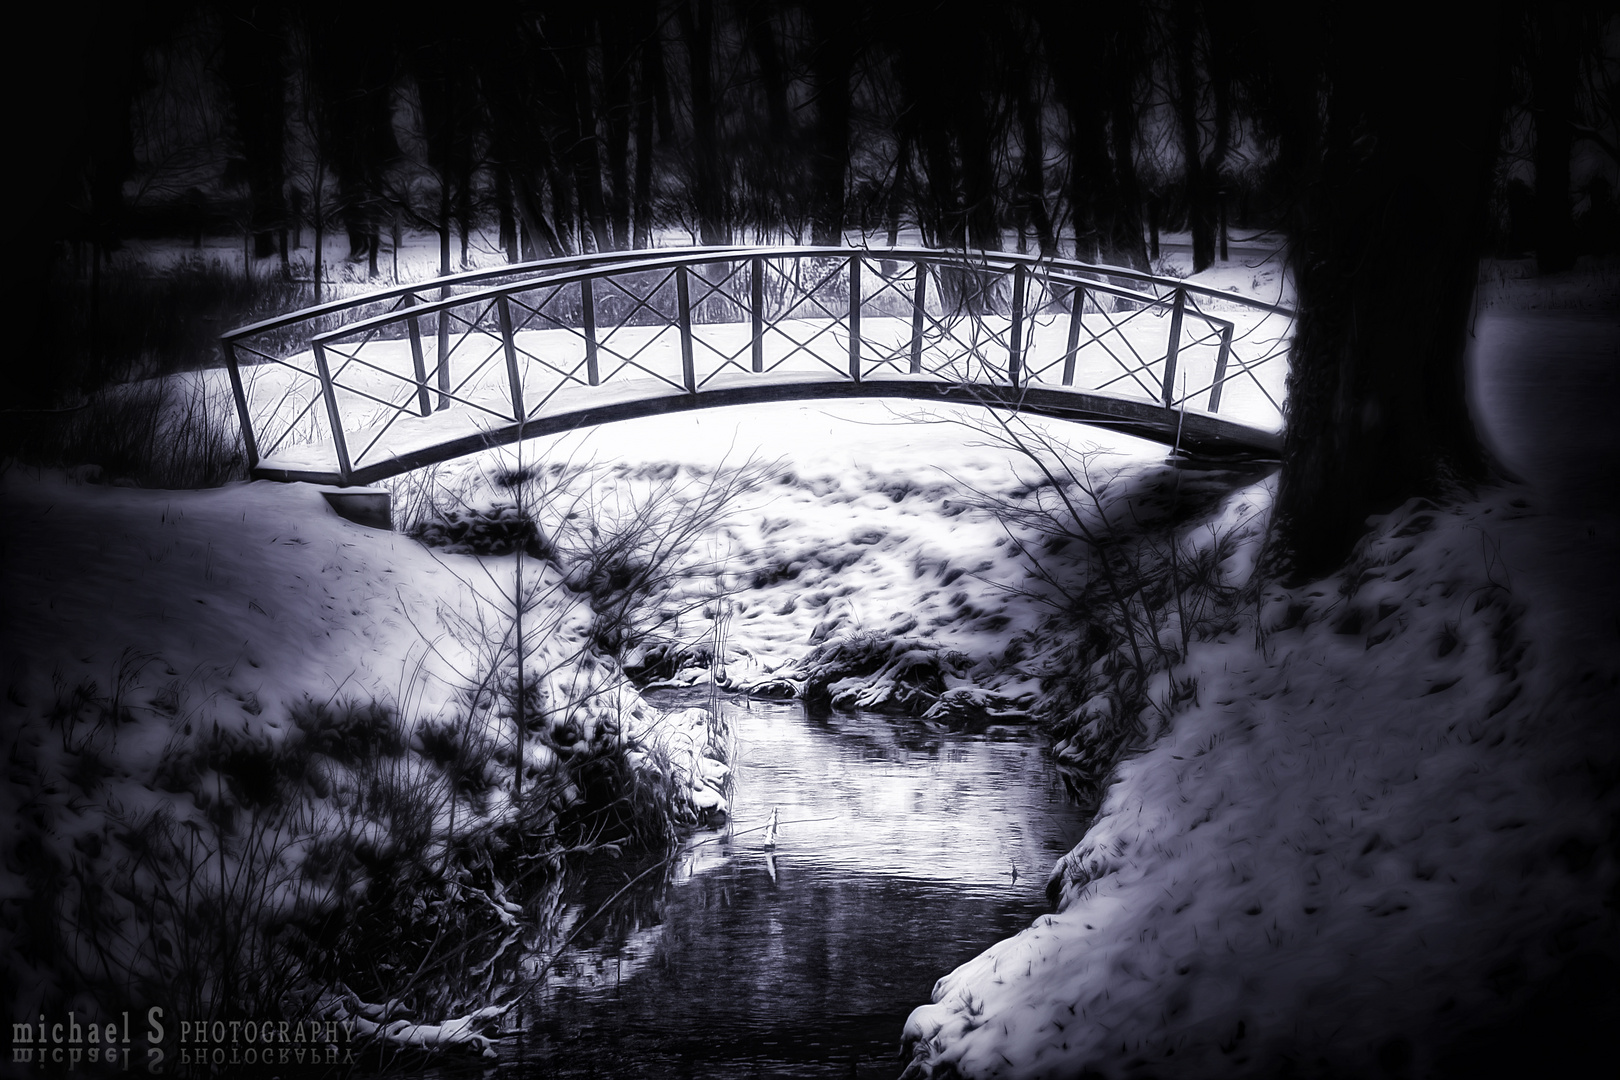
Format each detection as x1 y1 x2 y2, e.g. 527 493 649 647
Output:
896 270 1620 1077
899 484 1620 1077
0 471 729 1040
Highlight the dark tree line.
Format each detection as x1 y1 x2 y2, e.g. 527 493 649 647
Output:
22 0 1305 273
33 1 1617 276
13 0 1619 577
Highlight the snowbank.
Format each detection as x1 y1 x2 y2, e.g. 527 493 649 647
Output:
0 469 727 1027
901 489 1620 1077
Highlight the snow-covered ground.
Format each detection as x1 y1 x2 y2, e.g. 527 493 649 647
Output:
0 469 730 1031
4 241 1375 1064
901 487 1619 1077
896 266 1620 1077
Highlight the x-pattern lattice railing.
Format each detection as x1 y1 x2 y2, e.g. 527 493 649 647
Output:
222 246 1294 485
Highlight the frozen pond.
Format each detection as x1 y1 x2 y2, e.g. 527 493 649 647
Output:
503 689 1089 1078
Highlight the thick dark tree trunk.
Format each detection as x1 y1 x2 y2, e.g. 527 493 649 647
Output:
1530 2 1577 274
1043 0 1152 273
1172 5 1218 275
632 1 662 248
1270 6 1508 581
743 0 791 239
306 7 396 277
807 3 854 246
546 161 578 254
496 167 519 262
514 171 564 258
744 0 790 143
1105 83 1152 272
476 28 569 258
916 118 964 249
957 91 1002 252
599 15 635 250
633 89 655 248
1015 74 1057 257
220 3 287 261
557 11 612 253
678 0 727 246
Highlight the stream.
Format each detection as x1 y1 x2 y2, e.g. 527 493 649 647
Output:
498 688 1089 1079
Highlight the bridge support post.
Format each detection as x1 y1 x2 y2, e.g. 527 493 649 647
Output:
751 257 765 372
1161 287 1186 407
310 340 353 484
909 262 927 373
221 338 260 471
848 255 862 382
436 286 451 411
497 295 526 420
1209 323 1234 412
581 279 600 386
1009 263 1027 386
1063 284 1085 386
677 266 696 392
405 293 431 416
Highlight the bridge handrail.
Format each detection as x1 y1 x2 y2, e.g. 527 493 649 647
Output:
221 245 1294 345
308 247 1225 342
218 245 760 342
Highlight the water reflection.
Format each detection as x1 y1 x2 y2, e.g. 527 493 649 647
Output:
506 692 1088 1079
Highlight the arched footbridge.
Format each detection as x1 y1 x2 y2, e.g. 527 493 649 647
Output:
221 246 1294 486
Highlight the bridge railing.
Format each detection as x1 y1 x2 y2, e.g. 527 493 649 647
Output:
222 247 1294 484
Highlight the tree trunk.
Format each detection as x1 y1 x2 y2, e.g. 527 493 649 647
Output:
1015 72 1057 257
514 171 565 259
1173 5 1217 272
1530 1 1577 274
313 188 324 301
1106 81 1152 272
633 88 655 249
497 167 519 263
220 3 288 262
599 15 635 250
678 0 727 246
807 3 854 246
558 11 612 253
1270 7 1508 580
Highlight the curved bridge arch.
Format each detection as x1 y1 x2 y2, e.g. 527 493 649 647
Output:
221 247 1294 486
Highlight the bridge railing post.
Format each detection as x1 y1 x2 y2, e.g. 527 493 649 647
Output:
1208 323 1234 412
1009 263 1027 386
1161 286 1186 407
221 338 260 471
581 278 600 386
497 294 526 420
404 293 431 417
435 286 451 411
310 340 353 484
751 256 765 373
1062 283 1085 386
677 266 696 392
848 254 862 383
909 262 928 374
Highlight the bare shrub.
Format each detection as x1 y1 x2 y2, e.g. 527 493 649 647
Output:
921 406 1271 799
2 375 245 488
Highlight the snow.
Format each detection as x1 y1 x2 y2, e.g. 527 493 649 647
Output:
899 486 1620 1077
0 466 729 1023
2 238 1325 1059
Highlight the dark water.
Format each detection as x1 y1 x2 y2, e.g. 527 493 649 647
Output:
501 691 1087 1079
